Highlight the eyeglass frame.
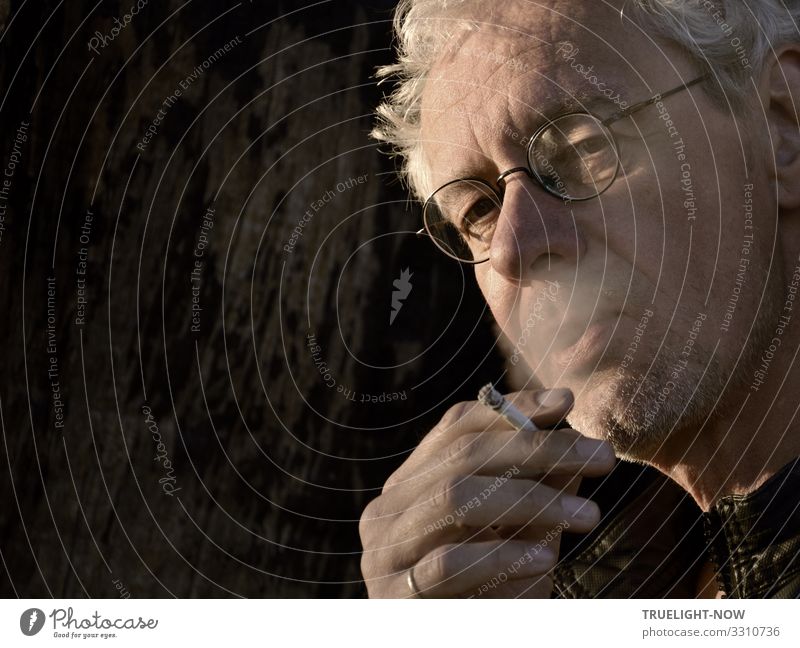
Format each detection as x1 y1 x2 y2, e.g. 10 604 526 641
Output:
417 74 710 264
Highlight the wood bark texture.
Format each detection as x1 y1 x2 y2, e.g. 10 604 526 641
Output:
0 0 504 597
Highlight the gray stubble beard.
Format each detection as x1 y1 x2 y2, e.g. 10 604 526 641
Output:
566 282 780 464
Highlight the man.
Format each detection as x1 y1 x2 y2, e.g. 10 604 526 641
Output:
360 0 800 598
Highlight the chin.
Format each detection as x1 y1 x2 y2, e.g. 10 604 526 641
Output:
563 352 727 464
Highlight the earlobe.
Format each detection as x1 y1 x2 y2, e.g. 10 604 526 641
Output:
764 47 800 209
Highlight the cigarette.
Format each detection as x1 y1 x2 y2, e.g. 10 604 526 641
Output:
477 383 539 432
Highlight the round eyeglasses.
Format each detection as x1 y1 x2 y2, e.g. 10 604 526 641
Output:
420 75 709 264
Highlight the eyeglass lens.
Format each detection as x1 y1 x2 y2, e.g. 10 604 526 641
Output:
424 113 619 262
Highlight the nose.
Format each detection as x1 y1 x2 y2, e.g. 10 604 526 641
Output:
488 176 585 283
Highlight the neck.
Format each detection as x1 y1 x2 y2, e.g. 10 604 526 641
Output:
648 329 800 512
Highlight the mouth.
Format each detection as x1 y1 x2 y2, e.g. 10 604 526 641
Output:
549 318 616 374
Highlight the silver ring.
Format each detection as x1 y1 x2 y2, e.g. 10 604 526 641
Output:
406 566 425 599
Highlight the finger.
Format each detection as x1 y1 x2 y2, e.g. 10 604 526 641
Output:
359 493 504 582
421 388 575 451
385 388 574 491
376 428 611 517
392 475 599 548
494 474 581 543
412 427 616 487
410 540 556 599
472 574 554 598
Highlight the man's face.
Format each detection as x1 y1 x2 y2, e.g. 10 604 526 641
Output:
420 1 782 459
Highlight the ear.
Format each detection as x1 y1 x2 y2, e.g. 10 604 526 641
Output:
761 46 800 209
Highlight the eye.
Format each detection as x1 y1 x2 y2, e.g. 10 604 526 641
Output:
574 135 609 157
459 196 499 239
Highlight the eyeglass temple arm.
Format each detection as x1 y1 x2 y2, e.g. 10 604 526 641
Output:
601 74 711 126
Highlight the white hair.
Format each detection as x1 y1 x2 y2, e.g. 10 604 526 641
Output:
372 0 800 199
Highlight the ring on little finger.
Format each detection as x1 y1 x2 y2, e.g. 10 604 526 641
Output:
406 565 425 599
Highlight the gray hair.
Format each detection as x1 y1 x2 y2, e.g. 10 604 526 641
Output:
372 0 800 200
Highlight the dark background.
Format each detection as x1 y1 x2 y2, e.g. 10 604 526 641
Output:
0 0 508 597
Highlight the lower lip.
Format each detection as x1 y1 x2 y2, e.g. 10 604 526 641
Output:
550 320 615 373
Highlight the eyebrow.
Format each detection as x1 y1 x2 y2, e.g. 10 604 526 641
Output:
516 91 620 133
445 93 617 181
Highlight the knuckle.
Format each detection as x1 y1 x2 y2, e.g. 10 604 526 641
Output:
423 545 457 583
360 552 376 580
439 401 473 430
522 428 550 458
360 551 394 597
358 497 384 543
429 475 462 512
443 433 481 467
382 470 403 493
421 401 477 450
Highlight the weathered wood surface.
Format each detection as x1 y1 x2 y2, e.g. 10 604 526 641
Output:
0 0 504 597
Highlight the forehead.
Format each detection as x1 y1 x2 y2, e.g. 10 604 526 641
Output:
418 1 682 191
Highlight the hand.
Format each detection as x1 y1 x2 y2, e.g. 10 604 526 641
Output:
359 388 616 598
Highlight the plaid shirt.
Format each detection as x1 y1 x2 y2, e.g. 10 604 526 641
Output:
552 457 800 598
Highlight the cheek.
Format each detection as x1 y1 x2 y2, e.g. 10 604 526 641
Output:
476 268 522 336
609 151 717 300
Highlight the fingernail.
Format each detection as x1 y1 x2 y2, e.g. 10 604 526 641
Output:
530 546 556 564
534 388 571 408
578 437 615 462
562 495 599 522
